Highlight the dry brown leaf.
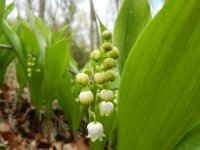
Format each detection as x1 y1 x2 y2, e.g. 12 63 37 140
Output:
0 122 10 132
63 143 78 150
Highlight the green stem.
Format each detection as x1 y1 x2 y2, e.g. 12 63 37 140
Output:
0 44 13 50
88 107 96 122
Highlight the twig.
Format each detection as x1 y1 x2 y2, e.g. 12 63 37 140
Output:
0 44 13 50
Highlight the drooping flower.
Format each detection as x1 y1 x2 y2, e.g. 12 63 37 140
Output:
87 121 105 142
99 89 113 101
79 91 94 104
99 101 114 116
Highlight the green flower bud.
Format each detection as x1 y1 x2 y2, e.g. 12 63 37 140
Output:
108 47 119 59
84 69 93 76
102 42 113 51
79 91 94 104
102 30 112 41
103 58 115 69
90 49 101 61
26 68 32 73
99 89 113 101
95 65 104 72
31 57 36 62
27 73 32 77
106 70 116 82
94 72 107 84
76 73 89 85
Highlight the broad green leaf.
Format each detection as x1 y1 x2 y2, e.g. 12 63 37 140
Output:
0 31 15 85
42 39 70 111
29 71 43 112
27 10 47 64
2 21 26 69
35 17 52 45
174 124 200 150
118 0 200 149
19 24 40 55
0 49 15 85
57 71 83 131
0 0 5 29
113 0 151 73
16 61 27 93
52 25 68 43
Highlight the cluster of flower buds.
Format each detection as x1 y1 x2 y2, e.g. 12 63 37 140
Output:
26 53 36 77
76 30 119 142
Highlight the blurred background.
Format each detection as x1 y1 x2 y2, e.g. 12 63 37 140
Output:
5 0 165 68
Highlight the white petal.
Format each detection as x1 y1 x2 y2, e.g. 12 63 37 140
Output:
87 121 104 142
99 101 114 117
100 89 113 101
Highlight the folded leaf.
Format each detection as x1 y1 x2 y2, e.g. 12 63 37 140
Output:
113 0 151 73
118 0 200 149
0 0 5 29
174 124 200 150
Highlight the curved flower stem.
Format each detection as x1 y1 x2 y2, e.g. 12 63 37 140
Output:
0 44 13 50
88 107 96 122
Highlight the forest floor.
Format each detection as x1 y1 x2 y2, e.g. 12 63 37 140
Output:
0 64 89 150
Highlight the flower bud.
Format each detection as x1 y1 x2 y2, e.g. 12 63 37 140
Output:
87 121 105 142
99 101 114 116
95 65 104 72
106 70 116 82
26 68 32 73
102 30 112 41
83 69 93 76
103 58 115 69
79 91 94 104
76 73 89 85
27 73 32 77
108 47 119 59
90 49 101 61
100 89 113 101
102 42 113 51
94 72 107 84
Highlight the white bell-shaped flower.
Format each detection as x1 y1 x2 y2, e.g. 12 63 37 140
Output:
79 91 94 104
99 89 113 101
99 101 114 116
87 121 105 142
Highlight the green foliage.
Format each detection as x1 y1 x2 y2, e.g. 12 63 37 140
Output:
4 2 15 18
0 0 6 29
2 21 26 68
0 4 15 85
42 39 70 111
52 25 68 43
0 49 15 85
113 0 151 73
117 0 200 149
1 11 83 131
2 0 200 149
174 124 200 150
